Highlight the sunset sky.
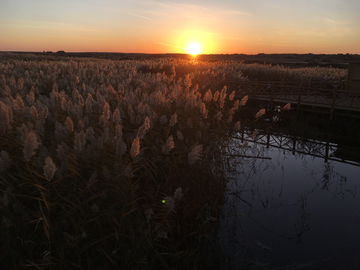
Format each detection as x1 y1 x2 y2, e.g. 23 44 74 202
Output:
1 0 359 54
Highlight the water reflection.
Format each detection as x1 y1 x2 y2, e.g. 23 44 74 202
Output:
220 129 360 269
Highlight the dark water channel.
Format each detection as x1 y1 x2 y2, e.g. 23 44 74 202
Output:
220 128 360 269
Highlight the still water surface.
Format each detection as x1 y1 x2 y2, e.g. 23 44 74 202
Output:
220 130 360 269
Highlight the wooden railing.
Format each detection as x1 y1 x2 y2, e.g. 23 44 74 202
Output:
224 80 360 118
233 129 360 167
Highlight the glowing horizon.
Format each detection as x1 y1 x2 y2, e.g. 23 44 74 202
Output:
187 43 201 56
1 0 359 55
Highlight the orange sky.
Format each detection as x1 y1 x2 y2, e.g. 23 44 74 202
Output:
1 0 359 54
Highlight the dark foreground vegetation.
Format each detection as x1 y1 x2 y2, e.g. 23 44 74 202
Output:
0 52 354 269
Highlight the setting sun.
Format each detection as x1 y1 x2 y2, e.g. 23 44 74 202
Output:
187 43 201 56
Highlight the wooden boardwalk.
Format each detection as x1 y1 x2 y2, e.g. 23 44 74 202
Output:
234 129 360 167
225 80 360 118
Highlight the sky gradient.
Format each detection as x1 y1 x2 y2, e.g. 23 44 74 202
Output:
1 0 359 54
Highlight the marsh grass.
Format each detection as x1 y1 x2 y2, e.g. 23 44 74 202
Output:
1 132 233 269
0 53 344 269
0 53 252 269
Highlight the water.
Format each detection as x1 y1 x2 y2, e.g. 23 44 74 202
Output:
220 130 360 269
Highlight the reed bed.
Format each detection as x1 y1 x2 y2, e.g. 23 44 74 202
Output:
0 53 251 269
0 53 346 269
232 62 347 82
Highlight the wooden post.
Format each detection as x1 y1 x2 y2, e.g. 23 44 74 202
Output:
330 85 338 121
297 84 302 115
292 136 296 155
325 141 329 162
269 83 274 111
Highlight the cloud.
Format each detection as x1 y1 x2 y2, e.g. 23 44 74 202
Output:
126 12 151 20
224 10 252 17
153 41 186 50
305 17 355 37
151 0 209 11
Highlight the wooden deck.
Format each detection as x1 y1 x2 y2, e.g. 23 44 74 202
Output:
225 80 360 118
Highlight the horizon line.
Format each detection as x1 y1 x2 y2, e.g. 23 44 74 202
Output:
1 50 359 56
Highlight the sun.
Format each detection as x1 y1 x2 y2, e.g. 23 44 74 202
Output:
187 42 201 56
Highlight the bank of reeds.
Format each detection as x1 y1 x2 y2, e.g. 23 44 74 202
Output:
0 54 346 269
232 62 347 82
0 54 253 269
